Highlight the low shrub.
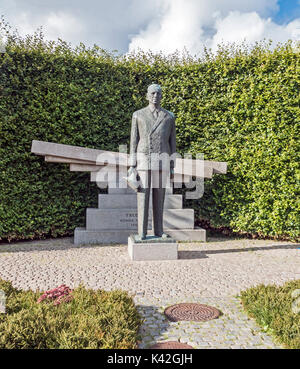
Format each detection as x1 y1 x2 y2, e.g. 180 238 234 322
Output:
0 279 141 349
240 279 300 349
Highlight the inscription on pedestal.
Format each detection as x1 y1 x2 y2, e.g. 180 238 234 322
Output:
86 208 194 230
119 212 152 229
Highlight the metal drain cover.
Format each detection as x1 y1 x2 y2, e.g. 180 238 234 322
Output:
149 341 193 349
164 303 221 322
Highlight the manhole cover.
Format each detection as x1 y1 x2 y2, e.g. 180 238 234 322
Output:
149 341 193 349
164 303 221 322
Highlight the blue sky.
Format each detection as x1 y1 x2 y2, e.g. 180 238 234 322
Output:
275 0 300 23
0 0 299 55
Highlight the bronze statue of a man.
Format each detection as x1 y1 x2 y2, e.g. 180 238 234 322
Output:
127 84 176 240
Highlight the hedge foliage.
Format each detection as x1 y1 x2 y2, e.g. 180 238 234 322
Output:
240 279 300 349
0 279 141 348
0 21 299 241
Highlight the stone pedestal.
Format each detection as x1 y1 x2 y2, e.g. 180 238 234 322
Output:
128 235 178 261
74 184 206 245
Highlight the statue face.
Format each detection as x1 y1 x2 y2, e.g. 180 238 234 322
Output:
146 87 162 105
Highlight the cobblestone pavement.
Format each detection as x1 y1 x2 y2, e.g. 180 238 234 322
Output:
0 237 299 348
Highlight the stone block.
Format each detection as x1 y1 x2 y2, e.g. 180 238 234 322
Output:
73 227 206 245
166 228 206 242
128 235 178 261
98 194 182 209
108 187 136 194
86 208 194 230
74 227 131 244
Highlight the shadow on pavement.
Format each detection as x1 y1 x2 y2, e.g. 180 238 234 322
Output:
179 244 300 259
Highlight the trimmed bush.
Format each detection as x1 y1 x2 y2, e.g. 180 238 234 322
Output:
0 20 299 241
240 279 300 349
0 279 141 349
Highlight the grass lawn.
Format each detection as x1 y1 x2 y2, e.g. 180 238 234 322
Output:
0 279 141 349
240 279 300 349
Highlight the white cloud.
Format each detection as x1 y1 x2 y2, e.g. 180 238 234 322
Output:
129 0 206 55
0 0 161 52
211 11 300 52
128 0 300 55
46 12 84 40
9 11 84 42
0 0 299 55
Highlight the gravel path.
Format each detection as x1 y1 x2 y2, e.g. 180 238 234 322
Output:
0 236 299 349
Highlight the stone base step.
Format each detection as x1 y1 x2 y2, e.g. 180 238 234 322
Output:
128 236 178 261
98 194 182 209
86 208 194 230
74 227 206 245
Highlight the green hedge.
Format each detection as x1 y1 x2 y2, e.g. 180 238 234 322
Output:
0 23 299 241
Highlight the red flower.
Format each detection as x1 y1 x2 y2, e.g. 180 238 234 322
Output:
37 285 73 305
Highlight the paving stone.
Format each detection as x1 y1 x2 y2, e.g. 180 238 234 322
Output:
0 236 294 349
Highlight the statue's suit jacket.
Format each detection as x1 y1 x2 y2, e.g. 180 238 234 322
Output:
129 106 176 171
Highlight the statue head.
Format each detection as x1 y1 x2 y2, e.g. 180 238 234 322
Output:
146 84 162 106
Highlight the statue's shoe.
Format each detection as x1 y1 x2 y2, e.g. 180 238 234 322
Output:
154 233 169 239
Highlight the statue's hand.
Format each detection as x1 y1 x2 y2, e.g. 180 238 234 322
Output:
128 166 135 176
126 166 140 192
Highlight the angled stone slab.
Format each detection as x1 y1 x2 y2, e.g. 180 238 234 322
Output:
72 162 213 178
205 160 227 174
175 158 204 177
70 164 105 172
45 155 94 164
32 140 226 178
90 164 213 180
31 140 128 166
174 159 226 175
86 208 194 230
173 173 191 183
